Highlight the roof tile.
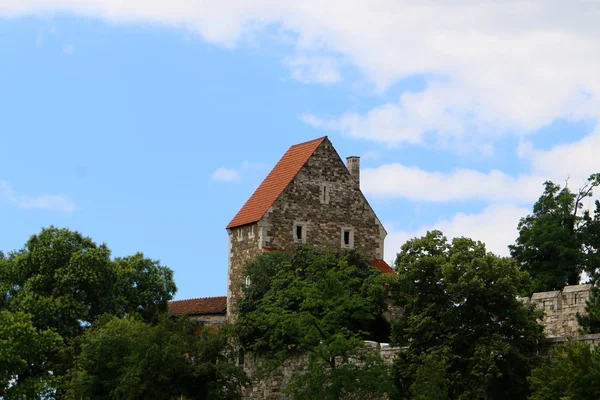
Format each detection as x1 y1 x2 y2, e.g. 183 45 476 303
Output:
226 137 327 229
372 259 395 275
168 296 227 316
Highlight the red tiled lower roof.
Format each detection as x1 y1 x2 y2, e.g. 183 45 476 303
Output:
226 137 327 229
372 259 395 275
168 296 227 316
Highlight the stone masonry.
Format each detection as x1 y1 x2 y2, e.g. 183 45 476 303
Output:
227 223 262 317
241 341 402 400
523 283 592 337
226 137 387 317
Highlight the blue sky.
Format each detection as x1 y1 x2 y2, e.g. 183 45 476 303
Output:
1 3 599 300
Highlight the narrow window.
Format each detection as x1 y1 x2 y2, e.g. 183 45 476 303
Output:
248 225 255 239
238 348 245 366
341 227 354 249
320 183 330 204
294 223 307 244
237 228 243 241
245 276 251 288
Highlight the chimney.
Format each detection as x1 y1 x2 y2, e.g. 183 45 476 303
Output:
346 156 360 185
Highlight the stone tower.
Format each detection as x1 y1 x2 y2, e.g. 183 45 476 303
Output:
225 137 391 318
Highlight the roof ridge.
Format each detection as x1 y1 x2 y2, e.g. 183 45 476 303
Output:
169 296 227 303
289 136 328 148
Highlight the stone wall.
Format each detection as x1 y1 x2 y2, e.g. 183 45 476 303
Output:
523 284 592 337
241 342 402 400
261 138 386 260
188 314 226 327
227 222 262 318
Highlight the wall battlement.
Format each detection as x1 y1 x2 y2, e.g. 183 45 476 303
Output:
523 284 593 337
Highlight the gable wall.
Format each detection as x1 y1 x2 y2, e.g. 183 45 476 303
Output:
261 138 385 259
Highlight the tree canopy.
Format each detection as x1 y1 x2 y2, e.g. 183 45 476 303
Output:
64 316 248 400
392 231 544 400
236 247 395 399
0 227 177 398
528 342 600 400
510 174 600 293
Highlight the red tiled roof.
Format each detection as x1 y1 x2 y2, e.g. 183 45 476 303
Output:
168 296 227 316
226 137 327 229
372 259 395 275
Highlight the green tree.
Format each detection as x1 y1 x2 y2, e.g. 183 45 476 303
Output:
284 335 395 400
236 247 394 399
0 311 62 400
510 174 600 293
576 284 600 333
392 231 544 400
0 227 177 397
64 316 247 400
528 341 600 400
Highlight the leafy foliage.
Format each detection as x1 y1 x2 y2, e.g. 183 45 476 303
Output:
510 174 600 293
0 227 177 397
392 231 544 400
238 247 391 356
0 311 63 400
577 284 600 334
528 342 600 400
284 335 395 400
64 316 248 400
236 247 394 397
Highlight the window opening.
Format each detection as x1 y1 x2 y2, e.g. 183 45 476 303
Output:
294 223 307 244
341 227 354 249
320 183 330 204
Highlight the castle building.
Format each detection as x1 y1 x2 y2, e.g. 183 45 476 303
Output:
167 136 597 344
224 136 393 317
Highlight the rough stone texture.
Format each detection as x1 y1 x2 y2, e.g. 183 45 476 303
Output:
227 222 262 317
226 138 387 319
188 314 227 327
241 342 402 400
260 139 385 260
528 283 592 337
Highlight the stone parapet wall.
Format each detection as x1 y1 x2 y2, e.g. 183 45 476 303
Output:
523 284 592 337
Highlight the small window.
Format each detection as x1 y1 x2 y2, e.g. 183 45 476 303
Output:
237 228 243 242
294 223 307 244
245 276 251 288
248 225 255 239
320 183 330 204
341 227 354 249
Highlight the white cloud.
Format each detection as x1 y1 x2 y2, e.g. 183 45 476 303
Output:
384 204 529 262
361 121 600 204
0 181 77 213
211 161 266 183
62 43 74 54
362 163 544 204
211 167 241 183
286 55 341 85
3 1 600 149
528 125 600 182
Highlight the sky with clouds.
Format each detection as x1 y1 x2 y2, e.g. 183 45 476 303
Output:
1 1 599 300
